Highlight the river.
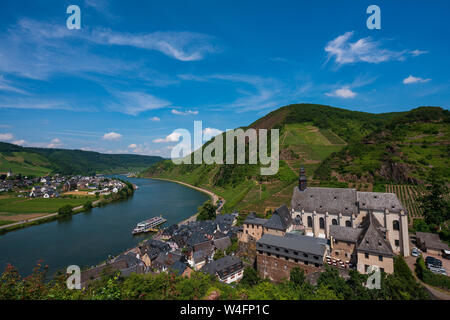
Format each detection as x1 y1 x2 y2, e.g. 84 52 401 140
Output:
0 176 209 277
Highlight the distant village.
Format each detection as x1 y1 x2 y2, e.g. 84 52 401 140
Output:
0 168 127 198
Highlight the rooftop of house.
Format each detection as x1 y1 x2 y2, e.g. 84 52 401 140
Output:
291 167 404 215
416 232 450 250
213 237 232 251
243 213 268 226
264 205 293 231
330 225 363 243
201 256 243 279
291 186 358 215
357 192 404 213
356 213 394 257
258 233 328 257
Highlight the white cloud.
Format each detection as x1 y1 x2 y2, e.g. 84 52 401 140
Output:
128 144 137 149
92 30 216 62
12 139 26 146
111 92 171 115
409 49 428 57
0 18 216 86
203 128 223 141
403 75 431 84
47 138 62 148
149 116 161 121
0 133 13 141
171 109 199 116
325 31 407 65
325 86 356 99
102 132 122 140
153 131 183 143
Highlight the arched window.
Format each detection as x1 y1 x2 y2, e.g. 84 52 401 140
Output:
307 216 312 228
345 220 352 227
393 220 400 231
319 217 325 229
332 219 338 225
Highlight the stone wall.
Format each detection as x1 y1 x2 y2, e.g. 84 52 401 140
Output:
256 252 320 283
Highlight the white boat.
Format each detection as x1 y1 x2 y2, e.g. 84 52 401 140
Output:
132 215 167 235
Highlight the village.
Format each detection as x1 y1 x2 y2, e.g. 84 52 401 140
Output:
0 168 127 199
79 167 450 290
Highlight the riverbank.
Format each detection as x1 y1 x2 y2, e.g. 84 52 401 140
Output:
0 182 136 235
147 177 223 227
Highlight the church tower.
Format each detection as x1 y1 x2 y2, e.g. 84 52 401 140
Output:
299 167 307 191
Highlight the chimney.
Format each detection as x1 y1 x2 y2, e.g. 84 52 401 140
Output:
299 167 307 191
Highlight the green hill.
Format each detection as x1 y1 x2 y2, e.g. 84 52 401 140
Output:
142 104 449 215
0 142 164 176
315 106 450 186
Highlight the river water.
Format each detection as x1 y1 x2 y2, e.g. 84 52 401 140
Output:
0 176 209 277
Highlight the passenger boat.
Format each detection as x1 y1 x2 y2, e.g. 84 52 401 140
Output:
132 215 167 235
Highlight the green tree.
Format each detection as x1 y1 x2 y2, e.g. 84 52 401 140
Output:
196 200 217 221
240 267 260 288
58 205 73 216
83 201 93 211
213 249 225 261
418 169 450 229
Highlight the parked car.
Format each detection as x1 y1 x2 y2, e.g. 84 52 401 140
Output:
443 250 450 260
429 266 447 276
411 247 420 257
425 256 442 268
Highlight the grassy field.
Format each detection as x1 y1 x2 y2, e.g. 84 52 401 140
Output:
0 194 94 215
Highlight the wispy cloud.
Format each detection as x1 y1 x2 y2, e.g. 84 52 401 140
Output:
325 31 408 65
409 49 428 57
325 86 356 99
149 116 161 121
0 18 216 83
110 92 171 115
403 75 431 84
171 109 199 116
0 75 28 94
102 132 122 140
179 73 283 112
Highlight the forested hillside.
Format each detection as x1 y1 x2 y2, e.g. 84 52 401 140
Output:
0 142 163 176
143 104 449 215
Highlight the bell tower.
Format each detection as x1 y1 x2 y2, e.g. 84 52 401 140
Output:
299 167 307 191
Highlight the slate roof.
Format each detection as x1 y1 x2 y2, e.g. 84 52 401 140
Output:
264 205 292 231
215 214 235 225
416 232 450 251
193 250 208 264
291 186 358 215
201 256 243 279
243 213 268 226
257 233 328 257
214 237 232 251
329 225 362 243
168 261 188 276
356 213 394 257
357 192 404 213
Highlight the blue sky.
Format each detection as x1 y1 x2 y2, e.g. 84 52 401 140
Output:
0 0 449 157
